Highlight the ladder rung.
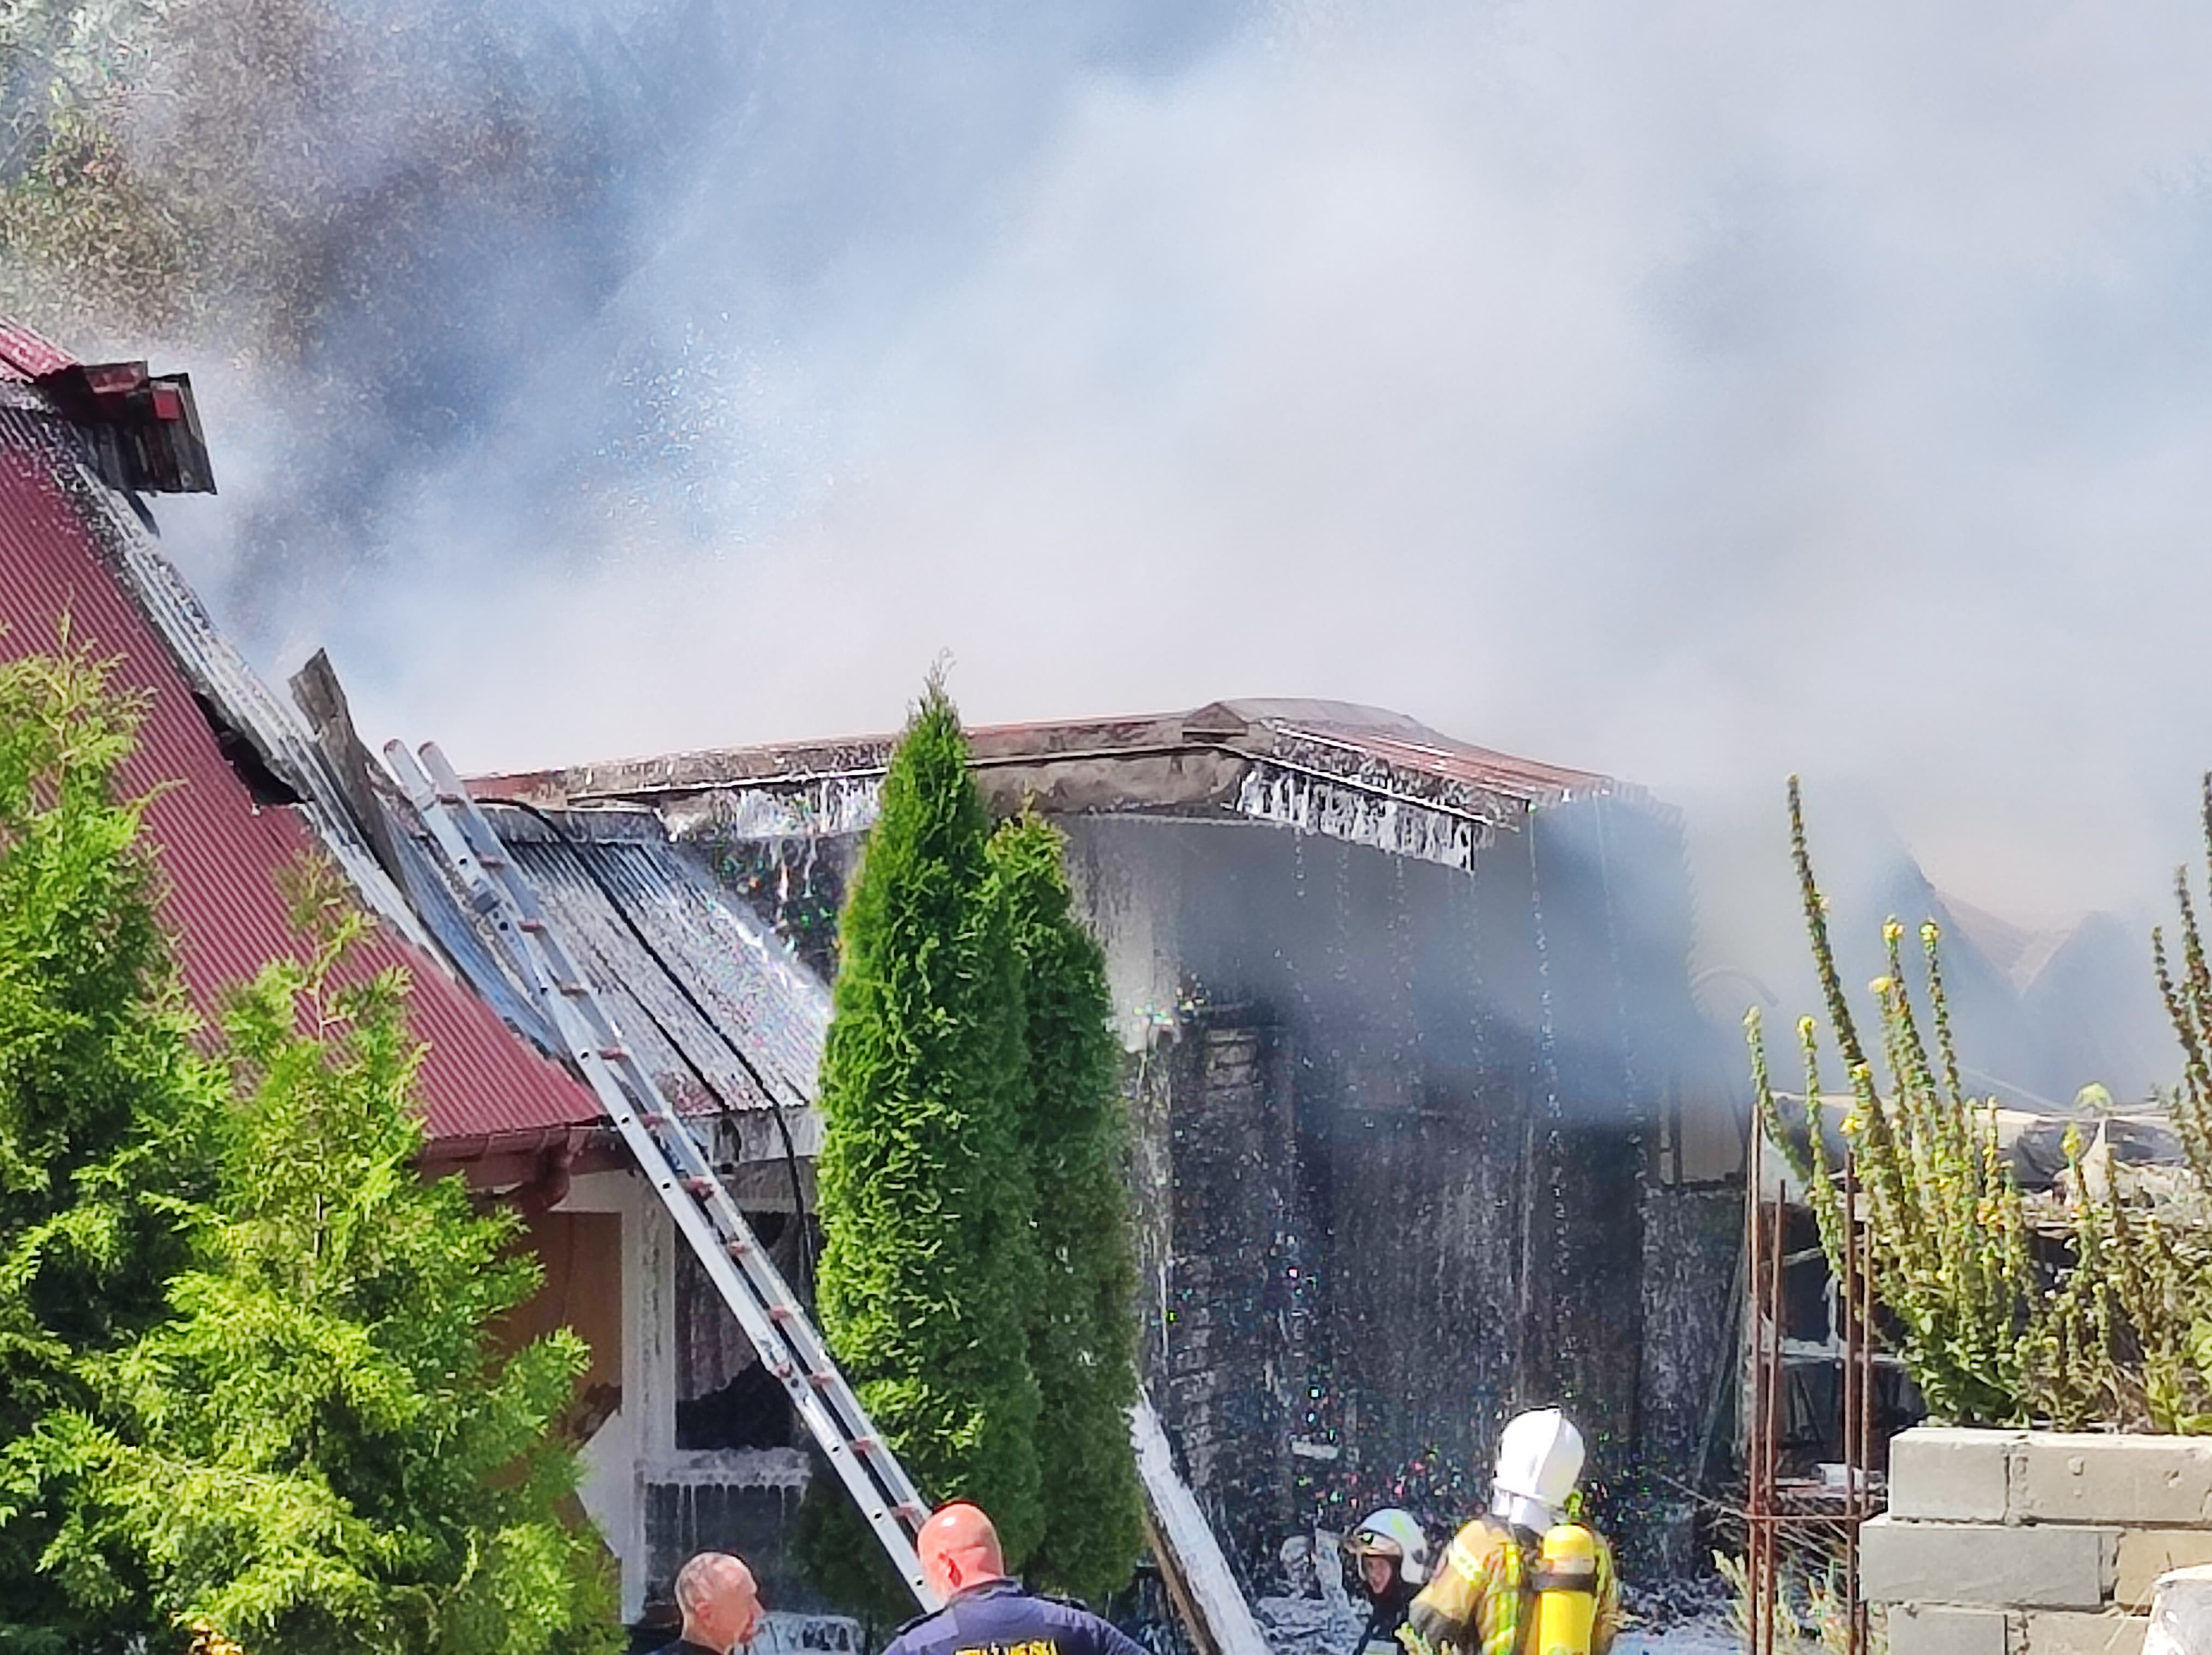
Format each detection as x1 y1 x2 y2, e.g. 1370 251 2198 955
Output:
408 770 931 1602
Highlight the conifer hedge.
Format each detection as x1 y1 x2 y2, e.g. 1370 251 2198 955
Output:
810 681 1046 1598
43 866 617 1654
0 643 223 1650
986 813 1144 1607
0 643 614 1653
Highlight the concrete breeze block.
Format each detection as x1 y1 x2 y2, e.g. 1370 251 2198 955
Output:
1861 1515 2116 1609
2015 1434 2212 1526
2116 1530 2212 1609
1883 1602 2007 1655
1889 1426 2023 1523
2019 1610 2149 1655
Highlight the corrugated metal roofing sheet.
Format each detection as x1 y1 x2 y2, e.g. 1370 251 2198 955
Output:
0 319 75 382
0 399 599 1145
464 809 826 1131
376 802 566 1058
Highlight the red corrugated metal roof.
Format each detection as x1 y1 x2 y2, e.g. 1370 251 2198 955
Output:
0 319 77 382
0 410 600 1146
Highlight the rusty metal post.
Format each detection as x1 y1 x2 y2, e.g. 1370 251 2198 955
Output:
1855 1176 1876 1653
1842 1150 1860 1652
1745 1133 1882 1655
1762 1180 1784 1655
1745 1120 1769 1654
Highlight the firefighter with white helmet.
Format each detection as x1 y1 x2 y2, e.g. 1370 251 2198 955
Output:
1396 1409 1621 1655
1344 1507 1431 1655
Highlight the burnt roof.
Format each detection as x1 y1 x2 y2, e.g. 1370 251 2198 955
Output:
374 798 829 1142
473 698 1624 874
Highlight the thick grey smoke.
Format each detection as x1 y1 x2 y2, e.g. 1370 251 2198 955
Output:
146 0 2212 1012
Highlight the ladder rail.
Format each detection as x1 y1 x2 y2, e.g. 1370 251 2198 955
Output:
404 748 926 1518
386 741 937 1607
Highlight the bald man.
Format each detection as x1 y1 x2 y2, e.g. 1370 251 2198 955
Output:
661 1551 762 1655
880 1503 1146 1655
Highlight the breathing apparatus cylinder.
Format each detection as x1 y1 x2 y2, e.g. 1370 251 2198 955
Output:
1529 1523 1597 1655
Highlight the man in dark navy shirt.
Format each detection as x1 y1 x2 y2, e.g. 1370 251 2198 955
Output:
657 1551 762 1655
880 1503 1146 1655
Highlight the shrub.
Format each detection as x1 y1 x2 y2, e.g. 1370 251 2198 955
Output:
804 678 1044 1614
987 811 1143 1606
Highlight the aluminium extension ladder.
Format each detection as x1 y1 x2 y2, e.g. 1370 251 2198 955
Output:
384 741 939 1610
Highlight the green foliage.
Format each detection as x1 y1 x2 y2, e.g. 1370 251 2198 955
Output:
986 812 1143 1607
2154 775 2212 1194
38 863 619 1653
0 638 613 1651
0 636 224 1651
805 679 1044 1613
1751 778 2212 1433
1715 1550 1876 1655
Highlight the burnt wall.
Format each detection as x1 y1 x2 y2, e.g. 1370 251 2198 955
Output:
1138 1017 1317 1567
1067 797 1727 1577
1627 1184 1743 1578
701 791 1733 1584
641 1466 816 1614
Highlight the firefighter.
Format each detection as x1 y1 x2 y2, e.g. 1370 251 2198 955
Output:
1345 1508 1431 1655
1397 1409 1622 1655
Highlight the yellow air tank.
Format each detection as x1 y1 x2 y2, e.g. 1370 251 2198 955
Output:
1531 1523 1597 1655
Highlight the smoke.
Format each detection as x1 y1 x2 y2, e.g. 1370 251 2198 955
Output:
124 1 2212 983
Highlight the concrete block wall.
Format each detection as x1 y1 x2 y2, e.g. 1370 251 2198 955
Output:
1869 1427 2212 1655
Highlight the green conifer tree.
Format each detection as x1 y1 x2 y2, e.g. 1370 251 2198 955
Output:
804 679 1044 1611
41 864 618 1654
986 813 1143 1607
0 640 224 1652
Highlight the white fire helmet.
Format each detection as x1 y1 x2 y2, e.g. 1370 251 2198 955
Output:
1492 1408 1585 1518
1346 1508 1431 1586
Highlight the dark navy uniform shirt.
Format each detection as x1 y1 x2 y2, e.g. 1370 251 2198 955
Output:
879 1579 1146 1655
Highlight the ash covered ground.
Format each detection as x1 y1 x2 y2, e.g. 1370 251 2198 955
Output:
1253 1597 1740 1655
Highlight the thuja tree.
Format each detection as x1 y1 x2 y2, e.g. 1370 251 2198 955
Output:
40 864 618 1653
0 638 612 1650
1751 777 2212 1432
804 679 1044 1611
986 812 1143 1607
0 642 223 1650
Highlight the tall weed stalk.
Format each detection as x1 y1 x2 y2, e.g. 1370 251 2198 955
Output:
1747 780 2212 1432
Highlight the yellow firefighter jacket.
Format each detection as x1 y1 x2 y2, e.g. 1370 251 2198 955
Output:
1395 1517 1621 1655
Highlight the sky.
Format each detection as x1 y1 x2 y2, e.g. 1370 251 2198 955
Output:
141 0 2212 968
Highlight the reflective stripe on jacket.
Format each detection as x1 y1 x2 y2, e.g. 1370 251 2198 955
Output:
1395 1519 1621 1655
